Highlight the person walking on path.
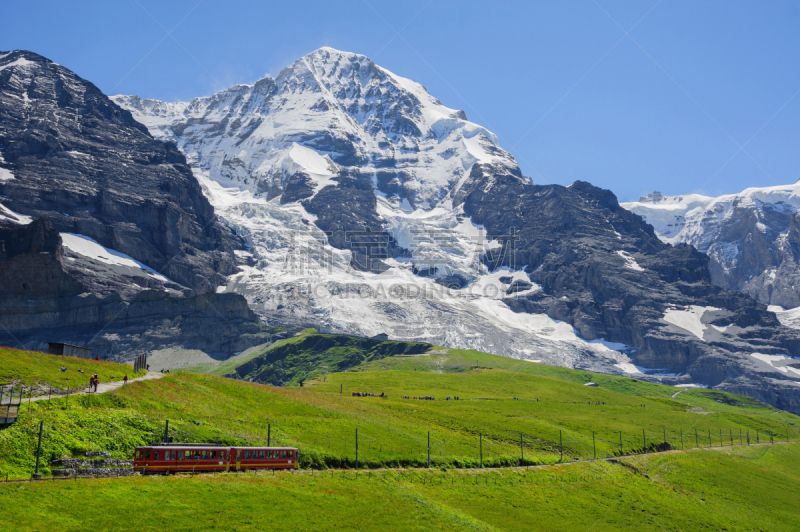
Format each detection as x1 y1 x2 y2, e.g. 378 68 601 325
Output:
123 375 128 385
89 376 95 393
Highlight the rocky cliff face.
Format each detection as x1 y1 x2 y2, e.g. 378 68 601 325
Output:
0 50 276 361
623 185 800 310
0 50 241 294
0 217 272 359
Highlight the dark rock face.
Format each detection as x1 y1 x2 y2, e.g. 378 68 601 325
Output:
0 217 272 360
302 175 402 272
0 50 241 294
456 165 800 410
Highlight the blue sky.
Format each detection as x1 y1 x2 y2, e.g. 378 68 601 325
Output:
2 0 798 202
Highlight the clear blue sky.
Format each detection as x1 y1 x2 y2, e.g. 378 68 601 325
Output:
3 0 799 202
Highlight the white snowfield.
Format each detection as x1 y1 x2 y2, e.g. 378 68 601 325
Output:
61 233 172 283
0 167 15 181
771 306 800 330
0 202 33 224
750 353 800 379
615 250 644 272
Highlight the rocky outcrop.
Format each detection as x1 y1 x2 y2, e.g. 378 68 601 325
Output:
0 50 242 294
0 218 272 360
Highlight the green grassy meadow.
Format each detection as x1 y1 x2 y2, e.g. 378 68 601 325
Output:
1 444 799 531
0 347 145 394
1 346 797 480
3 345 800 529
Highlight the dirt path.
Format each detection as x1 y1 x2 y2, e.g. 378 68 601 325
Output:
671 389 686 399
27 372 164 402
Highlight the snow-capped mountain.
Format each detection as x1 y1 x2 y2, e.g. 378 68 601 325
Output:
113 47 800 414
623 184 800 310
114 47 514 212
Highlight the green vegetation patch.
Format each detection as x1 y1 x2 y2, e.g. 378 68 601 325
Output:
229 333 431 385
2 445 800 531
0 347 144 394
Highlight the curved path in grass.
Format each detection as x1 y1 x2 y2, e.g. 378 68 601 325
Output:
26 371 163 402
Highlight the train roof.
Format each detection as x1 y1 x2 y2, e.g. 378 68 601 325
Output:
137 444 297 450
231 446 298 450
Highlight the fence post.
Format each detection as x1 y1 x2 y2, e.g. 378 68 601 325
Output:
427 431 430 468
719 429 722 447
33 421 43 480
355 428 359 470
708 430 711 447
695 428 698 448
480 433 483 468
680 428 683 450
730 429 733 446
268 424 271 447
560 430 563 461
619 431 622 455
164 420 169 443
770 430 773 444
642 429 646 451
756 430 759 444
340 384 342 395
520 432 524 465
747 430 750 445
593 431 596 460
4 388 11 420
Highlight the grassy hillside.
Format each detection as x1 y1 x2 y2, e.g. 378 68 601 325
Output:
2 444 799 531
1 347 796 480
218 332 432 385
0 347 145 394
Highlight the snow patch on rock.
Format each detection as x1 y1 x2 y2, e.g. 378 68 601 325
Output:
662 305 721 340
61 233 172 282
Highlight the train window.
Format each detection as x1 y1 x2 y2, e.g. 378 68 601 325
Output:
178 451 185 460
210 451 216 460
145 450 151 460
201 451 207 460
154 451 159 460
258 451 265 459
246 451 252 459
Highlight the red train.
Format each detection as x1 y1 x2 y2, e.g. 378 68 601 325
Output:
133 444 299 475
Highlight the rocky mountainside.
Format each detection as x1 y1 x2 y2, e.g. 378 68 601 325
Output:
623 186 800 311
116 47 800 413
0 50 240 294
0 50 275 359
0 217 273 359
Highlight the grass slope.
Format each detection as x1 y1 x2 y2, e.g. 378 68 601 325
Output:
0 347 144 394
223 332 432 385
2 444 799 531
1 347 796 479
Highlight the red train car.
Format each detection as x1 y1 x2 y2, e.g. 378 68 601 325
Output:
133 444 299 475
